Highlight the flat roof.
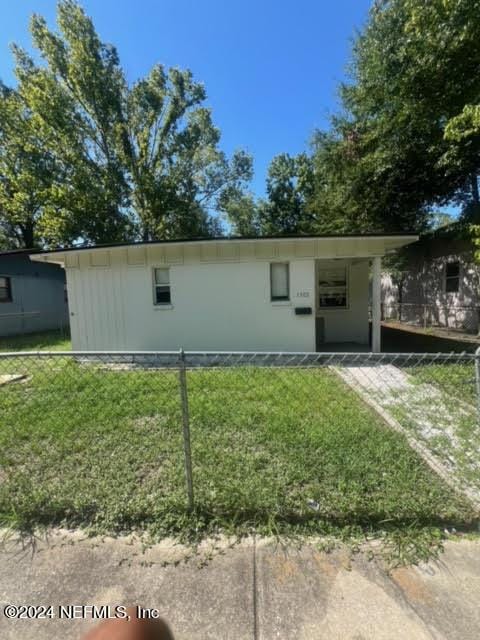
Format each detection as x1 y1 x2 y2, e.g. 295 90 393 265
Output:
28 233 418 258
0 248 43 258
29 233 420 267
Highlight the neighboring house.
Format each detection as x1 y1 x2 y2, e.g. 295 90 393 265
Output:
31 234 417 352
381 224 480 334
0 249 69 337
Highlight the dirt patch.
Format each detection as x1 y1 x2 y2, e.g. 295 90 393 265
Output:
390 566 433 604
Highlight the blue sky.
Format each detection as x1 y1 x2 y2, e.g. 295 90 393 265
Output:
0 0 372 198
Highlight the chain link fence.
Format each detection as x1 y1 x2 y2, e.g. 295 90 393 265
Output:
0 350 479 540
382 302 480 334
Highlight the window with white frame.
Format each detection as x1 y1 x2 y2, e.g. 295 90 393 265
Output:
270 263 290 301
0 276 12 303
317 265 348 309
153 268 171 305
445 261 460 293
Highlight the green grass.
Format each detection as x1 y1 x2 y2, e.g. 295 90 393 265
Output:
405 361 476 406
0 329 71 352
395 361 480 494
0 356 476 563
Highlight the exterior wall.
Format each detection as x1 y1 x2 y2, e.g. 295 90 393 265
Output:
65 246 371 351
381 246 480 333
0 255 69 337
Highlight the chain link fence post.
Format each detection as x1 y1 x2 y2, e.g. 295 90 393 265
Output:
475 347 480 425
178 348 194 511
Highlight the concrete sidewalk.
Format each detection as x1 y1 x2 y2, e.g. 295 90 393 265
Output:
0 532 479 639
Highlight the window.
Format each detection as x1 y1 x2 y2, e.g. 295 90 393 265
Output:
0 276 12 303
270 263 289 301
153 268 171 305
445 261 460 293
317 266 348 309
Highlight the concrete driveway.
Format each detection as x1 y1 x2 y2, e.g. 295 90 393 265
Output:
0 532 479 639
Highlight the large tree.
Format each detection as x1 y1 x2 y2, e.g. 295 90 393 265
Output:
224 153 318 236
0 83 62 248
308 0 480 232
6 0 251 247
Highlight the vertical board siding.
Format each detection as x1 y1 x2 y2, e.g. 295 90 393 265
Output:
65 250 372 351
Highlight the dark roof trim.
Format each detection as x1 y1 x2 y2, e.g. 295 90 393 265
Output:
0 248 43 258
25 233 419 257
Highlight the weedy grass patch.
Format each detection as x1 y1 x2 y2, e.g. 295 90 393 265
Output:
0 329 71 352
405 361 476 406
396 361 480 494
0 356 477 565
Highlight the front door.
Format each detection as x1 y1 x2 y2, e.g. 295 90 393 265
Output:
314 261 349 349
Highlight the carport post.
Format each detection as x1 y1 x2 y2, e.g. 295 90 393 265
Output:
178 348 194 511
372 256 382 352
475 347 480 425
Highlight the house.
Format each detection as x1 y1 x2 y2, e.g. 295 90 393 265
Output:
381 224 480 334
0 249 69 337
30 234 417 352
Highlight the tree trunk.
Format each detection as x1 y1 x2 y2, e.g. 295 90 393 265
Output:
471 173 480 205
20 221 35 248
470 173 480 205
398 277 404 322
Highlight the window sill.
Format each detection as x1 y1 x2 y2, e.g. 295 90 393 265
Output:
271 300 292 307
153 304 174 310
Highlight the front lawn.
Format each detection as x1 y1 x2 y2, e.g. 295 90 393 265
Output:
0 355 476 562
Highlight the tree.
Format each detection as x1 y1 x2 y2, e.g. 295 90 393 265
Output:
218 190 261 236
7 0 252 246
309 0 480 233
116 63 252 239
255 154 311 234
0 83 60 248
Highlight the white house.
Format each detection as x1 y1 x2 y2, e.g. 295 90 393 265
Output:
31 234 417 352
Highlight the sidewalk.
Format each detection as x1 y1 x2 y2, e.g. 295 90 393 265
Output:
1 532 480 639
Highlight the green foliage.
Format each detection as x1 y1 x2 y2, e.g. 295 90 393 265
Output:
224 0 480 237
0 83 61 248
256 153 315 234
218 190 261 236
224 153 318 236
1 0 252 247
470 224 480 263
306 0 480 233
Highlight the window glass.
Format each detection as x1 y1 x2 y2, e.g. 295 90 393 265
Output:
0 276 11 302
154 268 170 285
270 263 289 300
318 266 347 309
155 287 171 304
153 269 171 305
445 262 460 293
